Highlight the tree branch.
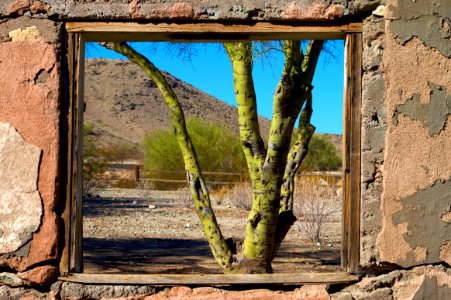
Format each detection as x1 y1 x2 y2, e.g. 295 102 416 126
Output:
100 42 234 272
265 41 306 178
269 40 323 259
224 42 266 176
302 40 324 82
280 93 315 212
272 95 315 260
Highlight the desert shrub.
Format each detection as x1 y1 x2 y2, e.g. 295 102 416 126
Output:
177 187 194 208
83 124 107 196
223 182 253 210
293 177 341 244
136 180 153 191
143 117 246 189
211 185 231 205
298 134 341 171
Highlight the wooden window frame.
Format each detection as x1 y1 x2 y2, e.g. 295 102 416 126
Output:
60 22 362 285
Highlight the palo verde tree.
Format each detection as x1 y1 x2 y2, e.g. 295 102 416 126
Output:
101 39 323 273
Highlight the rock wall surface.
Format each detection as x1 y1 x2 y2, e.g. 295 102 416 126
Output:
375 0 451 268
0 17 61 286
0 0 380 21
0 0 450 298
360 10 386 268
0 265 449 299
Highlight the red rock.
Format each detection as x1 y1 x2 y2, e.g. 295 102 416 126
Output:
144 285 330 299
129 0 142 18
325 5 344 19
18 212 59 271
282 2 326 21
9 0 30 15
282 2 303 19
170 3 194 19
30 1 50 14
0 37 60 271
18 265 58 286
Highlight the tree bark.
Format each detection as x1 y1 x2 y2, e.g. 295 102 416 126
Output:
103 40 324 274
225 40 323 272
100 42 235 273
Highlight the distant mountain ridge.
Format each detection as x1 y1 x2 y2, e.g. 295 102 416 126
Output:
84 58 341 159
84 58 271 147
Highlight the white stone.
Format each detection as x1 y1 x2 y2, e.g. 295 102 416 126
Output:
0 122 42 254
8 26 41 41
372 5 385 17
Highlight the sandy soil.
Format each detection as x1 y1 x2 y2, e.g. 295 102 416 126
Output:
83 188 342 274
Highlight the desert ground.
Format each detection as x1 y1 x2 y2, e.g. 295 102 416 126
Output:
83 186 342 274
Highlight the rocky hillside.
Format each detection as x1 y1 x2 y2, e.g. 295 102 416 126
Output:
84 58 341 160
84 58 270 148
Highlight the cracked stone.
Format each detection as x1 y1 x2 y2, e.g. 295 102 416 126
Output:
0 122 42 254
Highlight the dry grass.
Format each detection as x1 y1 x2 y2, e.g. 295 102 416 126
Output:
223 182 253 210
293 176 341 244
210 185 231 205
176 187 194 208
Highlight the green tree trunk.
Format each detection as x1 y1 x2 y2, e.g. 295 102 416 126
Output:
225 40 323 273
102 40 323 274
100 42 235 272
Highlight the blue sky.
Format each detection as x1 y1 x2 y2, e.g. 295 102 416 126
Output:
85 41 344 134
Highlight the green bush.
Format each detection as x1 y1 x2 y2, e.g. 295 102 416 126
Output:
300 135 341 171
143 117 246 189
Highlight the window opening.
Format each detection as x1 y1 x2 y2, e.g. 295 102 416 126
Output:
61 23 362 283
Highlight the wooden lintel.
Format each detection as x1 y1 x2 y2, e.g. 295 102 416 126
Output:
59 272 359 285
66 22 362 41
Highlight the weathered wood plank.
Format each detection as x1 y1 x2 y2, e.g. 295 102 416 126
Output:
140 169 242 176
60 272 359 285
69 33 80 273
341 33 352 270
73 34 86 273
341 33 362 273
60 32 77 275
348 32 362 274
66 22 362 41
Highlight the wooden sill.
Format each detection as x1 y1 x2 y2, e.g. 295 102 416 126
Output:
59 272 359 285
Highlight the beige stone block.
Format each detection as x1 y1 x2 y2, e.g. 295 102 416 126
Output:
0 122 42 254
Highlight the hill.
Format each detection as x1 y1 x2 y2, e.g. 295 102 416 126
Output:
84 58 270 149
84 58 341 161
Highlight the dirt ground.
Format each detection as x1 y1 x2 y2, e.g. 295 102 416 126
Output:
83 188 342 274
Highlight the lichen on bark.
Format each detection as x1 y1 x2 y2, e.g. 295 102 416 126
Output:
102 39 323 273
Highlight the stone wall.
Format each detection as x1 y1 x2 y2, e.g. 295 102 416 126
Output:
0 16 61 286
1 0 380 21
376 0 451 269
0 0 450 299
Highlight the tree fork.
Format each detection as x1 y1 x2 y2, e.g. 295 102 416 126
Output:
274 93 315 257
270 41 322 259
